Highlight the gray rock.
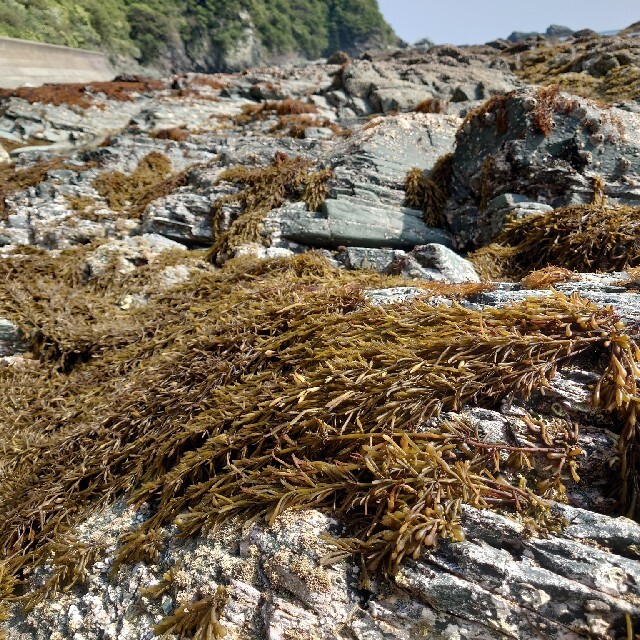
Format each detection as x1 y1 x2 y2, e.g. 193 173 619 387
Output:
328 113 461 192
467 287 640 325
0 143 10 165
83 234 186 280
336 244 479 283
275 196 453 250
363 287 427 306
447 87 640 248
482 193 554 240
0 318 27 357
330 46 521 117
410 243 480 283
141 192 213 246
337 247 405 274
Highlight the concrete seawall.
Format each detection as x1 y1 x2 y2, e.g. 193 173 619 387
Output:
0 36 115 89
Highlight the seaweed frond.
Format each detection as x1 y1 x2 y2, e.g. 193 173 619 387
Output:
471 203 640 276
532 85 561 136
415 98 445 114
520 266 579 290
0 248 638 611
209 153 332 261
404 153 453 227
154 588 228 640
92 152 188 219
22 538 106 612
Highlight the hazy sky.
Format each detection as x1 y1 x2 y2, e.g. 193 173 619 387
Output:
377 0 638 45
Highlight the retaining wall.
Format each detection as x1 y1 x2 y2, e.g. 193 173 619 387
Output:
0 36 115 88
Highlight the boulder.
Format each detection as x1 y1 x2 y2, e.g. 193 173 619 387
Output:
446 87 640 248
273 198 453 250
142 192 214 246
335 244 480 283
327 46 521 116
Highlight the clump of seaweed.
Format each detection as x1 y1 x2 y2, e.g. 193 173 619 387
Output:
154 588 227 640
92 152 188 218
209 153 333 261
152 128 190 142
532 85 561 136
0 79 165 109
22 538 106 612
234 98 318 126
415 98 445 114
0 245 639 623
404 154 453 227
471 203 640 278
520 266 579 290
458 94 510 135
270 115 351 139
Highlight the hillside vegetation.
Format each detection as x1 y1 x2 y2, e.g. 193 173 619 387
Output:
0 0 396 71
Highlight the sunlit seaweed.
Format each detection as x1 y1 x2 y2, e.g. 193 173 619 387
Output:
209 153 333 262
471 203 640 279
0 246 638 628
404 153 453 227
154 588 228 640
92 152 188 219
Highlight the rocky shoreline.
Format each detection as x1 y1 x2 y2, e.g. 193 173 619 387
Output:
1 28 640 640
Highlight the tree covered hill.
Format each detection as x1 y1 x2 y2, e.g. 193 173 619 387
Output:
0 0 397 72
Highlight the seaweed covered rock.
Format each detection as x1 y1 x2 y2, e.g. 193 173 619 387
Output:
3 26 640 640
447 87 640 248
7 500 640 640
505 27 640 105
470 202 640 279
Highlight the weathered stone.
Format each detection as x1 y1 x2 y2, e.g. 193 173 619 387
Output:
83 234 186 280
0 143 10 165
0 318 27 357
447 87 640 248
336 247 404 274
410 243 480 283
142 192 213 246
328 113 460 192
275 196 453 250
331 46 521 117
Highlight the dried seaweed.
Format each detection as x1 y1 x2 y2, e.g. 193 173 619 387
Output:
415 98 445 114
458 94 510 135
520 266 579 290
532 85 561 136
0 80 165 109
471 203 640 278
234 98 318 126
270 115 351 139
152 128 190 142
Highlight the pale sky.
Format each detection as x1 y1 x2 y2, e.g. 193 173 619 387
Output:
377 0 638 45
